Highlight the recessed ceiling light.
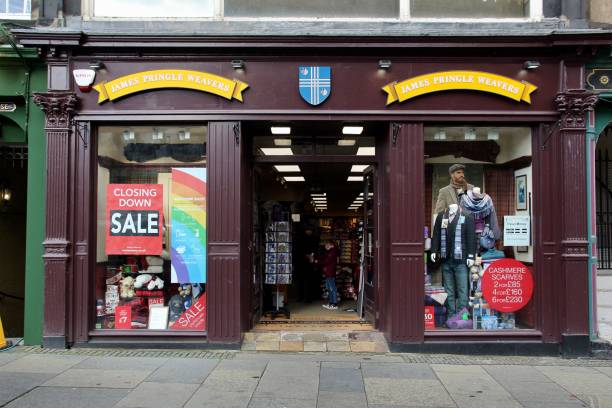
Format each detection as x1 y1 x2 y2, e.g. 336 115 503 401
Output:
351 165 369 173
342 126 364 135
464 128 477 140
261 148 293 156
338 139 356 146
274 165 301 172
271 127 291 135
487 130 499 140
311 193 326 197
347 176 364 181
434 131 446 140
356 147 375 156
312 198 327 202
274 138 292 146
284 176 305 182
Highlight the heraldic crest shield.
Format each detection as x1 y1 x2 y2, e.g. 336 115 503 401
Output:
299 66 331 106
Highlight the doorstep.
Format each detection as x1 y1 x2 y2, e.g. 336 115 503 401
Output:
241 328 389 353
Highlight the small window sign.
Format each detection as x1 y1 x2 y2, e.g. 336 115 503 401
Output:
0 103 16 112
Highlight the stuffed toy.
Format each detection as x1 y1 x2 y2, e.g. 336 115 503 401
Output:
133 274 164 290
168 294 185 324
120 276 135 298
178 284 193 309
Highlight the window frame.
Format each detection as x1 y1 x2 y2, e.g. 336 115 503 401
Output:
0 0 31 20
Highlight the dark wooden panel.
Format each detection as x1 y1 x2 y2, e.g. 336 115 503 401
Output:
388 123 425 343
207 121 243 343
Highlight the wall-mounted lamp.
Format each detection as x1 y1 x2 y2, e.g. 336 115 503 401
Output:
89 60 105 70
378 59 392 70
523 61 541 70
0 183 12 205
231 59 245 70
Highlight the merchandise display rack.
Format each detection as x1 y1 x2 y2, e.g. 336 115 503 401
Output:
263 219 292 319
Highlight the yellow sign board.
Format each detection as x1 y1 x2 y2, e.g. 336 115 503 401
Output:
93 69 249 104
382 71 537 105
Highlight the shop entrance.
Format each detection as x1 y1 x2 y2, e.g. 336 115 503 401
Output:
245 121 381 327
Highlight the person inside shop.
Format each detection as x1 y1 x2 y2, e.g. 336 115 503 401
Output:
295 226 320 303
431 203 476 322
316 240 339 310
434 164 474 214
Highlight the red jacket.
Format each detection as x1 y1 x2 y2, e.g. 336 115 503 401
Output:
319 247 339 278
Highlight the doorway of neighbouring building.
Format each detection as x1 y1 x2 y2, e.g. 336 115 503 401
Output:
0 145 27 339
246 121 381 326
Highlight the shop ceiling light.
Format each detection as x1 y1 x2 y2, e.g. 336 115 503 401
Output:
378 59 392 70
311 193 326 197
284 176 305 182
274 138 292 146
464 129 477 140
356 147 375 156
271 127 291 135
342 126 364 135
274 165 301 172
351 165 369 172
231 59 245 70
338 139 357 146
523 60 541 70
152 129 164 140
347 176 364 181
261 148 293 156
312 198 327 202
487 130 499 140
434 130 446 140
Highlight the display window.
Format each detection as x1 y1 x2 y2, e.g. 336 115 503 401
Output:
95 125 207 331
424 126 535 331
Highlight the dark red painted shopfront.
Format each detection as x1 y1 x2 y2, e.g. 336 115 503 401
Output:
17 30 605 354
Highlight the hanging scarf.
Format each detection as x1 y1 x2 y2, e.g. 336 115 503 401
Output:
440 210 464 260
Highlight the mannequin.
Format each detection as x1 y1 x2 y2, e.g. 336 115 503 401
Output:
431 203 476 319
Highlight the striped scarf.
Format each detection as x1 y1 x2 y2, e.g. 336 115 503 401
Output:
440 210 464 260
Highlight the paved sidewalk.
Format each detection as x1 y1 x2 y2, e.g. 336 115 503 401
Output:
1 347 612 407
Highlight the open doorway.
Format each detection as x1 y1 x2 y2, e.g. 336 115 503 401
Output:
246 121 381 325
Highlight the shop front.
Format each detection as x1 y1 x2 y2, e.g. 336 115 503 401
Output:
16 30 601 354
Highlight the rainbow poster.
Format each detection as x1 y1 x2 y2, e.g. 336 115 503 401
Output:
170 168 206 284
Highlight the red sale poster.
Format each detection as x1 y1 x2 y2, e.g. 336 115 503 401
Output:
169 294 206 330
424 306 435 329
115 305 132 329
482 258 534 313
106 184 163 255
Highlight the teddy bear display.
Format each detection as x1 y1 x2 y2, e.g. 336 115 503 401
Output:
133 274 164 290
178 284 193 309
120 276 135 298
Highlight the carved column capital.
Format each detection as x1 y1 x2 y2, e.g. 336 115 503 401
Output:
554 90 598 130
33 92 78 130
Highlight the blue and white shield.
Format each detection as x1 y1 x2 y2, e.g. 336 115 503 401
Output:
299 66 331 106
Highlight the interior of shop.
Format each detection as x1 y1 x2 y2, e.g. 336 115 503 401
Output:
246 121 380 323
423 126 535 331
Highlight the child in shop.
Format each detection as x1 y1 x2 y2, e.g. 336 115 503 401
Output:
317 240 339 310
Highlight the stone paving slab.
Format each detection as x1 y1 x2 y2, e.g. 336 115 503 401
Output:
4 386 130 408
317 390 367 408
362 362 436 380
0 352 24 367
0 354 86 374
115 382 199 408
254 361 319 400
184 388 254 408
202 370 261 394
42 368 151 389
145 358 219 384
73 356 168 371
247 397 317 408
0 372 54 406
320 367 364 392
364 378 456 407
304 341 327 352
535 366 612 397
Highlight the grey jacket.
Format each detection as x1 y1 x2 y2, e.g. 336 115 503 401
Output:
434 183 474 215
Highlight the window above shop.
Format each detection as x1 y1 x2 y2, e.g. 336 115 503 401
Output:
86 0 543 20
0 0 31 19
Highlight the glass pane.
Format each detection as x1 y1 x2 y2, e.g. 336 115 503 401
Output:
0 1 6 13
424 126 535 331
94 0 214 17
96 125 208 331
411 0 528 18
8 0 23 13
225 0 399 18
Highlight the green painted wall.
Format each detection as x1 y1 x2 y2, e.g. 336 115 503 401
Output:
23 64 46 345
